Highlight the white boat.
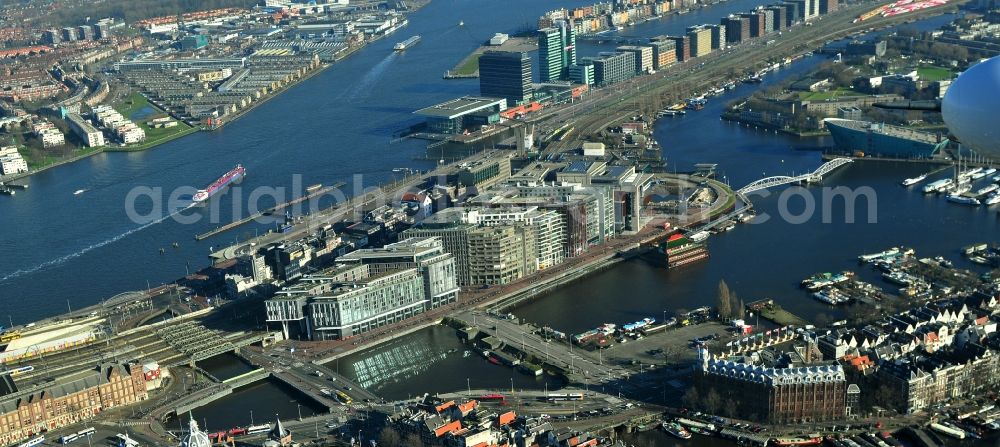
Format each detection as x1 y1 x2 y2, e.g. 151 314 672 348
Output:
813 288 849 304
901 174 927 186
947 194 981 205
976 184 999 197
689 231 710 242
930 422 966 440
73 189 86 195
923 178 952 193
985 193 1000 205
960 167 982 178
951 182 972 194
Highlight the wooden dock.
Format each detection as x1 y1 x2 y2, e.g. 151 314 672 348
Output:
194 182 344 241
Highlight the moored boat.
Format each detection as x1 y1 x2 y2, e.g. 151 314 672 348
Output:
663 421 692 439
770 436 823 446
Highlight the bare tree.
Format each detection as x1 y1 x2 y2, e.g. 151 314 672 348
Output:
378 427 403 447
717 280 732 320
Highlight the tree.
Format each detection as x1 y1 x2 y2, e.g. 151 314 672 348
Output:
717 280 732 320
378 427 403 447
404 433 426 447
682 386 700 409
703 388 722 414
722 398 738 418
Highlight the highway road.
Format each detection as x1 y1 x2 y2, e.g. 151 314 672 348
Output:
240 346 381 404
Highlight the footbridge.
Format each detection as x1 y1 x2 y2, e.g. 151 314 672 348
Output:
737 158 853 195
222 368 270 388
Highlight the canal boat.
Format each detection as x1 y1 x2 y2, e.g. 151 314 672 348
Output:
770 435 823 446
663 421 692 439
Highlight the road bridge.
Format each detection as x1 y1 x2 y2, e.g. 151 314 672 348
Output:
451 310 632 386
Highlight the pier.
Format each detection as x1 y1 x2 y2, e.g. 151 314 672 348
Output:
194 182 344 241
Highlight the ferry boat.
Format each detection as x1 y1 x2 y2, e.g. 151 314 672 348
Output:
947 194 981 205
663 421 692 439
901 173 927 186
394 35 421 51
193 164 245 203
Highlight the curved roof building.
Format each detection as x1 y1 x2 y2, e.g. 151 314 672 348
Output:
825 118 949 158
181 418 212 447
942 56 1000 157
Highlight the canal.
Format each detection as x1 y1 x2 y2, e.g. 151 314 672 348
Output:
331 325 565 401
164 378 325 433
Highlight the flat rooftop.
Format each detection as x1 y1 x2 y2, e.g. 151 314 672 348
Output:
414 96 506 119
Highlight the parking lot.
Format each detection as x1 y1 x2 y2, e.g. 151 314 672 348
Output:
600 321 733 368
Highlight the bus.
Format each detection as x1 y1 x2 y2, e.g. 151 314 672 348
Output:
336 390 353 405
546 393 584 402
59 434 80 444
76 428 96 438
